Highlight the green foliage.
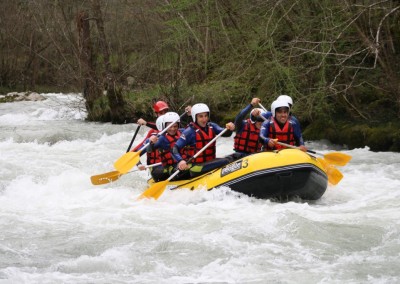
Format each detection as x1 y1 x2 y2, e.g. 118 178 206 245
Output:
367 128 394 152
124 85 167 122
390 131 400 152
339 124 372 149
90 96 111 122
333 123 400 152
302 119 337 142
183 80 251 122
124 80 251 124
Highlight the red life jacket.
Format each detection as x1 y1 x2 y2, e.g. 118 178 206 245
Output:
268 118 295 150
147 146 161 165
133 129 161 165
234 119 261 153
160 131 187 166
184 123 216 163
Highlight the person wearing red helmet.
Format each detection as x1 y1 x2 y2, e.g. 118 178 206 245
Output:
153 101 169 114
132 101 170 170
137 101 170 130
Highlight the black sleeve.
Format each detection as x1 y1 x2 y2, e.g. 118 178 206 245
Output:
180 112 193 127
146 122 158 130
222 130 233 137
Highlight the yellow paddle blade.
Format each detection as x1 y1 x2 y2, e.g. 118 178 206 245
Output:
138 180 169 200
323 152 352 167
317 158 343 185
326 166 343 185
114 151 141 174
90 171 121 185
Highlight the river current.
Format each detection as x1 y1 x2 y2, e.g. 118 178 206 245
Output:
0 93 399 283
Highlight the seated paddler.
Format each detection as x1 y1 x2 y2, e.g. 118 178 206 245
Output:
259 99 307 152
231 97 268 160
172 103 235 178
146 112 188 182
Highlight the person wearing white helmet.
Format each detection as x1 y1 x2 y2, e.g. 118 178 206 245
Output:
130 114 165 171
131 100 192 171
276 94 300 125
172 103 235 178
230 97 268 159
146 112 189 181
259 99 306 152
277 95 293 107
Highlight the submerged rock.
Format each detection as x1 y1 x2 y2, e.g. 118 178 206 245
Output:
1 91 46 102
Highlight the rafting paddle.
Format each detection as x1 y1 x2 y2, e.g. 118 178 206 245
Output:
255 107 352 167
275 141 351 167
90 124 142 184
126 125 141 152
274 141 345 185
114 111 187 174
255 107 348 184
317 158 343 185
139 128 229 200
258 102 269 113
90 162 161 185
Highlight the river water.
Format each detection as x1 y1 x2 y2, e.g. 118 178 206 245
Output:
0 93 399 284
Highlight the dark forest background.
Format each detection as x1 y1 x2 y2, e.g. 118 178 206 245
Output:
1 0 399 151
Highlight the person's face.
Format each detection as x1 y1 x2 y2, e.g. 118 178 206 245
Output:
156 109 168 117
166 122 178 135
196 112 209 127
254 121 262 129
275 107 289 124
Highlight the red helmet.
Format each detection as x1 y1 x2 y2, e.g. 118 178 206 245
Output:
153 101 169 113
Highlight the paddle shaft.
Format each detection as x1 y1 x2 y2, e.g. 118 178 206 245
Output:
148 111 188 143
126 125 141 152
162 128 228 182
133 112 187 154
259 102 350 169
114 111 187 174
258 103 268 113
138 128 229 200
276 141 322 157
91 162 162 185
136 111 189 158
134 162 161 171
257 108 317 155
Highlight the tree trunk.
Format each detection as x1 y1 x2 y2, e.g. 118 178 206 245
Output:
76 10 102 121
91 0 127 124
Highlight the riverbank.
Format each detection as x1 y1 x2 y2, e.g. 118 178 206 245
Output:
303 120 400 152
3 90 399 152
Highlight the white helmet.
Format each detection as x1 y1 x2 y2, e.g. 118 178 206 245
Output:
277 95 293 107
155 114 165 131
162 112 180 129
191 103 210 122
271 100 290 117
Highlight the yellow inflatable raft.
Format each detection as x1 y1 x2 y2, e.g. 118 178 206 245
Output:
148 149 329 200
